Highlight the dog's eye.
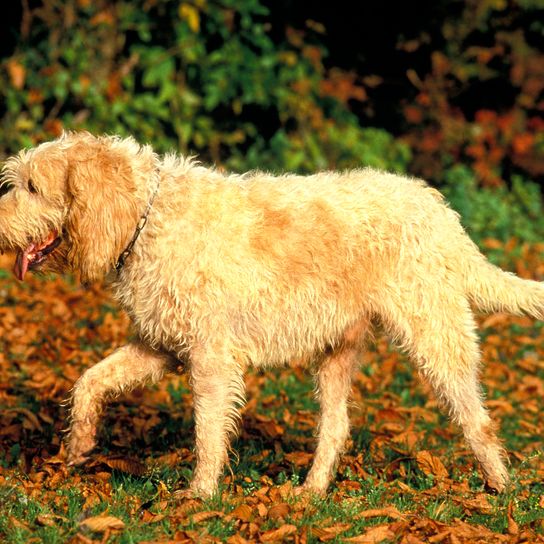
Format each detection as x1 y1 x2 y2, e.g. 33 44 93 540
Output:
28 179 38 194
0 182 13 197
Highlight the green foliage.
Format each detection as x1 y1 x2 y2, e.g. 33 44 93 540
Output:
443 165 544 244
0 0 409 175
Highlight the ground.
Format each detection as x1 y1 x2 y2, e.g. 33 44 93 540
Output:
1 248 544 543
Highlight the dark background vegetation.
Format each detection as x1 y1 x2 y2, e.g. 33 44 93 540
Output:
1 1 544 542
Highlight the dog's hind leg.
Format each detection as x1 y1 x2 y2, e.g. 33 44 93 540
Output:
379 293 509 492
301 317 368 494
66 342 171 465
187 346 246 498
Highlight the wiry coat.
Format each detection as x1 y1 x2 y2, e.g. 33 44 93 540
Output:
1 131 543 496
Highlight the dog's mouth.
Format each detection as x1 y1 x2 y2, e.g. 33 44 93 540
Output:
14 231 62 281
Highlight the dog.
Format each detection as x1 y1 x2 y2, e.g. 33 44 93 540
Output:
1 131 542 497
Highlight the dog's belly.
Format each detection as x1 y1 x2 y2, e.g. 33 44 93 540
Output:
117 274 374 368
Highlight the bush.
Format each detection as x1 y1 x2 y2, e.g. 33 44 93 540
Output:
0 0 409 175
443 164 544 259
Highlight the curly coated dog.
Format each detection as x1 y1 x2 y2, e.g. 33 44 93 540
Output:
1 131 542 497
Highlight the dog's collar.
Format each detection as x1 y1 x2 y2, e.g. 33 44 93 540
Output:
115 171 160 273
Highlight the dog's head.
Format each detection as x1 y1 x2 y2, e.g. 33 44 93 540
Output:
0 131 156 283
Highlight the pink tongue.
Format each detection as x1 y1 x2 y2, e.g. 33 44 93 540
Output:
14 244 35 281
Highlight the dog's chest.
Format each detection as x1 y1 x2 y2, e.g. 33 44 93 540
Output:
112 267 197 355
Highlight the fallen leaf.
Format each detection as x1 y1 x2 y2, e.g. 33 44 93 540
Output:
79 514 125 532
284 451 313 467
267 502 290 520
344 524 395 543
416 451 448 480
507 502 519 535
99 456 147 476
190 510 223 523
260 524 298 542
228 503 253 522
354 507 404 520
227 534 249 544
140 510 165 524
312 523 351 541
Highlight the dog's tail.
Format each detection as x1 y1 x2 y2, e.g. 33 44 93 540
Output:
463 252 544 319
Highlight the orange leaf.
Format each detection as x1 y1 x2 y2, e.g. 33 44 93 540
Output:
90 10 115 26
354 507 404 520
100 456 146 476
191 510 223 523
416 450 448 480
80 515 125 532
260 524 298 542
227 534 249 544
284 451 313 467
140 510 165 524
267 502 290 520
7 60 25 89
312 524 351 541
344 525 395 543
228 503 253 522
512 133 534 155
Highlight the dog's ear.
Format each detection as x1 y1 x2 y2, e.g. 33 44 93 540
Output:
64 138 140 283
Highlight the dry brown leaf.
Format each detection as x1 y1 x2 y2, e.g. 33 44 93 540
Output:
99 456 147 476
507 502 519 535
267 502 290 520
154 451 180 467
257 502 268 518
190 510 223 523
140 510 165 524
344 525 395 543
481 313 510 329
35 513 67 527
227 534 249 544
312 523 351 541
79 514 125 532
400 534 427 544
9 516 30 530
354 507 404 520
284 451 313 467
416 450 448 479
260 524 298 542
228 503 253 522
454 494 492 514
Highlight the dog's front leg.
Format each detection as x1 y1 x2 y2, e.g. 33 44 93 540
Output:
187 348 245 498
66 342 171 465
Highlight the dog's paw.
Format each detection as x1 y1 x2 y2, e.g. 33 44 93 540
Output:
172 488 197 500
66 454 89 467
173 486 214 501
485 476 508 495
483 466 509 495
66 437 96 466
291 484 325 500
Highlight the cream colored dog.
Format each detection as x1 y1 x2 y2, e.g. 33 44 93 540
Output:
0 131 542 497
